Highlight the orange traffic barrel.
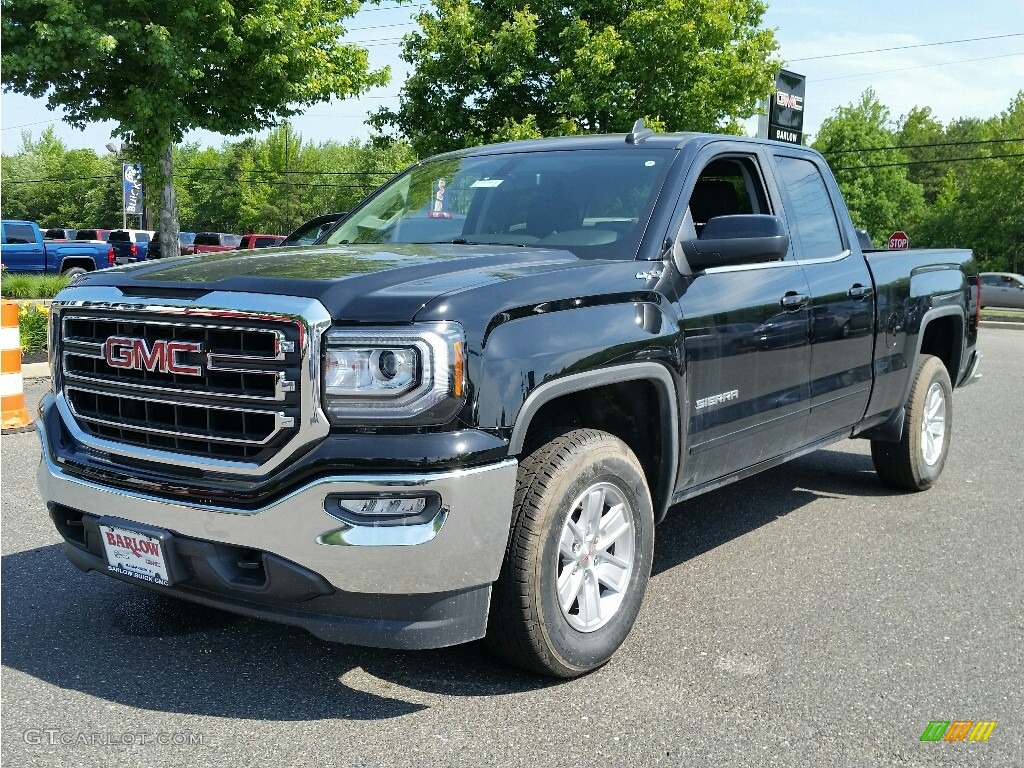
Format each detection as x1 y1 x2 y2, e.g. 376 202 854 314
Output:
1 299 35 433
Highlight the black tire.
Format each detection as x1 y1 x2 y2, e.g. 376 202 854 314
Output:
61 266 88 277
871 354 953 491
485 429 655 678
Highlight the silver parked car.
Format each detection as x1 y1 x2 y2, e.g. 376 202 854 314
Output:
980 272 1024 309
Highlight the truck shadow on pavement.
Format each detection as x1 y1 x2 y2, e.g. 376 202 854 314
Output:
1 447 893 720
651 446 895 577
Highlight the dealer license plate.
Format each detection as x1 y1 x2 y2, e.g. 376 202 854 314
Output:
99 524 171 586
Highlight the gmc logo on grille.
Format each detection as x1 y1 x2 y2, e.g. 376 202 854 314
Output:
104 336 204 376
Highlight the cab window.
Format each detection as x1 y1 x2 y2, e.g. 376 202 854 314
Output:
774 156 844 261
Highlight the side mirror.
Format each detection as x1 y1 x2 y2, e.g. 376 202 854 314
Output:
681 214 790 270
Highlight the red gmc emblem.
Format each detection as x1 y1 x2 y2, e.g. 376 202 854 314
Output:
104 336 204 376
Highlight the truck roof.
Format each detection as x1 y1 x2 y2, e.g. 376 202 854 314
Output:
429 131 822 159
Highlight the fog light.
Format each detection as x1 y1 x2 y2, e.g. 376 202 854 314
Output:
337 497 427 518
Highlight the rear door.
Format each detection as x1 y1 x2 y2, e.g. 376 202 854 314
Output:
769 151 875 441
1 222 45 273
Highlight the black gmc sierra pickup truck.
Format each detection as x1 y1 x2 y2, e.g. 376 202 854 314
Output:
37 126 981 677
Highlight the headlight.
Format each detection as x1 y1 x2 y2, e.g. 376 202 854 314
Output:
323 323 466 424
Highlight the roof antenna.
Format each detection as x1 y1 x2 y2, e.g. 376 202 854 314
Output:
626 118 654 145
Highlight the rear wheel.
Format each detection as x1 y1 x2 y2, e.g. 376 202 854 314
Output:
871 354 953 490
61 266 88 277
485 429 654 678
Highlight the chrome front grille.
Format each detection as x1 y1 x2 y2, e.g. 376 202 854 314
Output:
61 313 300 460
52 291 332 472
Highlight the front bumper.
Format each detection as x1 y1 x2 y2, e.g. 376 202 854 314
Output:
37 409 519 648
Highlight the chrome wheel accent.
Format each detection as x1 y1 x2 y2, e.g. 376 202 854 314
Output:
556 481 635 633
920 381 947 466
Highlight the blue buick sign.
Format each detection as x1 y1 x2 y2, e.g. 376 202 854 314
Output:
123 163 143 215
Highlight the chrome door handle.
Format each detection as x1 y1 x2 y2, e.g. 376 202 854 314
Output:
848 283 871 300
780 292 808 311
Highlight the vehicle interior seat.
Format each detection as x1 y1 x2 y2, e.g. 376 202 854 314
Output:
690 179 739 236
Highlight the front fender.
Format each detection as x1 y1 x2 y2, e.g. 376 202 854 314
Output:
473 298 681 433
471 299 683 523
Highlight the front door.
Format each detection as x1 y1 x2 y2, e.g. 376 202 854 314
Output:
674 151 812 488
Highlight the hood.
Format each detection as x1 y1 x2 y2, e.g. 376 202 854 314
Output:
80 243 587 322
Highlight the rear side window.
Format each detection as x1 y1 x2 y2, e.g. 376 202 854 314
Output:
774 156 844 261
254 237 280 248
3 223 37 244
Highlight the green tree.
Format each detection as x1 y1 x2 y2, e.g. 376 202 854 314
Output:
814 89 924 242
910 94 1024 270
371 0 780 156
0 128 121 228
2 0 388 260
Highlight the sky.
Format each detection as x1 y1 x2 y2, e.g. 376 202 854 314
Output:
1 0 1023 156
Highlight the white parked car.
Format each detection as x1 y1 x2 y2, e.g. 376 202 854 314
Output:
980 272 1024 309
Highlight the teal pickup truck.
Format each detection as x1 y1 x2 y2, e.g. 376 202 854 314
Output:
1 220 116 276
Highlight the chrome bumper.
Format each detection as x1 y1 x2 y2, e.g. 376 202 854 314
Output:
37 416 518 595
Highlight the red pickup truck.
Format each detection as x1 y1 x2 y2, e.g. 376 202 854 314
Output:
237 234 286 249
186 232 241 254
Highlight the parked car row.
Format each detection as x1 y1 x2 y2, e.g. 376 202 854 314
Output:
147 216 346 258
14 213 349 271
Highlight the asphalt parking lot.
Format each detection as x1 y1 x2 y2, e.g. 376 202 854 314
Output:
2 328 1021 768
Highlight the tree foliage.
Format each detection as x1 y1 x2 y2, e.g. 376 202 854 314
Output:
2 0 389 258
0 128 122 228
1 128 416 235
813 89 925 242
814 89 1024 272
913 93 1024 270
371 0 781 156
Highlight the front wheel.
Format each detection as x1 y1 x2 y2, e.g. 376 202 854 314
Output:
485 429 655 678
871 354 953 491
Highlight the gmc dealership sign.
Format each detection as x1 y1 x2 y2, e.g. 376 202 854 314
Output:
768 70 806 145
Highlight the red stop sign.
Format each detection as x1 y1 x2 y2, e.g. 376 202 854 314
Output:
888 231 909 250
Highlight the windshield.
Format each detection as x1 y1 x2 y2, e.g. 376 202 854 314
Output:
323 148 675 258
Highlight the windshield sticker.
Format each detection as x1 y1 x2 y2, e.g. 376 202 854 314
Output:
428 178 452 219
470 178 505 188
